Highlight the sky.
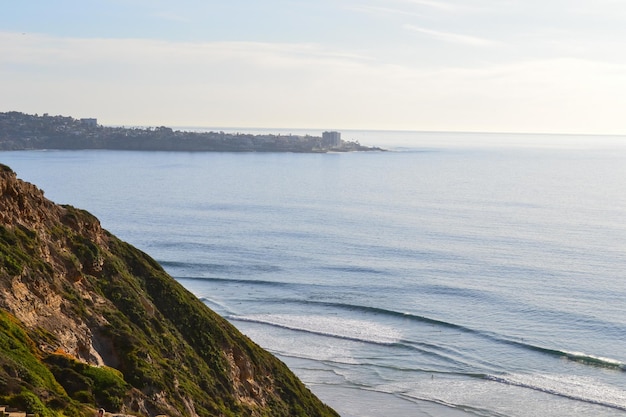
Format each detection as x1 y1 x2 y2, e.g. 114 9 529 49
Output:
2 0 626 134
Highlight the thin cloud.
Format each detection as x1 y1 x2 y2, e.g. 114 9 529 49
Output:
0 31 368 65
349 0 461 17
404 24 499 46
347 5 426 18
397 0 459 12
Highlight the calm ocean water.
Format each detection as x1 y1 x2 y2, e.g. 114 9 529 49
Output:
2 131 626 416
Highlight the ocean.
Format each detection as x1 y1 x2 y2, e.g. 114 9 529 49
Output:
2 130 626 416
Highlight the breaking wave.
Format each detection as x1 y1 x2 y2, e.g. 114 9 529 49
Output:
486 373 626 411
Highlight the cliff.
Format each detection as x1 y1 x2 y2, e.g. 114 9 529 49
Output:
0 164 338 417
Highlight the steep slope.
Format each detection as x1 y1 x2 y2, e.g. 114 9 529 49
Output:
0 164 338 417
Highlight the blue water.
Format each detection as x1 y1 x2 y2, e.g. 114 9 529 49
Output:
2 131 626 416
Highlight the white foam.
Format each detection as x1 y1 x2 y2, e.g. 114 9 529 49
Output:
561 350 626 369
232 313 403 345
235 322 361 364
489 373 626 411
397 373 626 417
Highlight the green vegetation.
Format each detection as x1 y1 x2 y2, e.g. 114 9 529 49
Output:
0 311 82 417
45 355 128 411
0 225 28 276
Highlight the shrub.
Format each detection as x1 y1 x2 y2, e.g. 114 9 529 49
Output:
11 391 55 417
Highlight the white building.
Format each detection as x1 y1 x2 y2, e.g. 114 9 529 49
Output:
322 131 341 147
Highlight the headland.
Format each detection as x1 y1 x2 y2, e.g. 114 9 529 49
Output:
0 112 385 153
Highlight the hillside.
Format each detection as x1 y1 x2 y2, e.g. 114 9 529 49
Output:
0 164 338 417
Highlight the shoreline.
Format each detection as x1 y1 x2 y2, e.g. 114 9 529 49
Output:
0 111 385 153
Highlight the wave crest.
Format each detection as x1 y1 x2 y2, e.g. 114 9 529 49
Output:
229 313 402 346
487 373 626 411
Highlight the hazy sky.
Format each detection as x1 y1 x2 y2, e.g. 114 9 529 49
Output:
2 1 626 133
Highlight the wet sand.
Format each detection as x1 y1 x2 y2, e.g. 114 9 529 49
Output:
311 385 475 417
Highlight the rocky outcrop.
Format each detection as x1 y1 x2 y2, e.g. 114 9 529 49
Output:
0 164 337 417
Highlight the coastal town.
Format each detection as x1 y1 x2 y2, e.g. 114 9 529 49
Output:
0 112 384 153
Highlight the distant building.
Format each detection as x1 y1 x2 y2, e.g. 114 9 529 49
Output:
80 118 97 127
322 131 341 148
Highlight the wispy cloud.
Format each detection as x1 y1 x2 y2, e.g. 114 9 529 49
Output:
396 0 459 12
404 24 499 46
348 0 461 17
347 5 426 18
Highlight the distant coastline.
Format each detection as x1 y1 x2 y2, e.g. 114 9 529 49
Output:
0 111 385 153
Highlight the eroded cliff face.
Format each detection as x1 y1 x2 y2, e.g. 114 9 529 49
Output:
0 165 109 366
0 164 337 417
